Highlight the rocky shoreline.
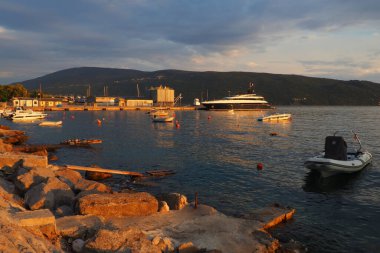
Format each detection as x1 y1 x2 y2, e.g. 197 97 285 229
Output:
0 125 296 253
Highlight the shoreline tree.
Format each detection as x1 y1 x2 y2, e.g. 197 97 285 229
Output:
0 83 28 102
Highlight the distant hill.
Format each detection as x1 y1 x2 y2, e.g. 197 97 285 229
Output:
19 67 380 105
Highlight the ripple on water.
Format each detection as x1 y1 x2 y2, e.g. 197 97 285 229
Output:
2 106 380 253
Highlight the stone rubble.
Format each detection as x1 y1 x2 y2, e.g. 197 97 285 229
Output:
0 124 297 252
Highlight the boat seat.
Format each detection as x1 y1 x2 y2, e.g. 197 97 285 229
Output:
324 136 347 161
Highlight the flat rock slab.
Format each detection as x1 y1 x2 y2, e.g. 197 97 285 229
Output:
77 192 158 218
106 204 280 252
13 209 55 227
0 152 47 169
56 214 104 238
84 227 161 253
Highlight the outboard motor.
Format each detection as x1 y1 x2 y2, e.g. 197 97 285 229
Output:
324 136 347 160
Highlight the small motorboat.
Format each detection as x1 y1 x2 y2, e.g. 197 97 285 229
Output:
304 130 372 177
257 113 292 121
152 116 175 123
39 120 63 126
149 109 169 117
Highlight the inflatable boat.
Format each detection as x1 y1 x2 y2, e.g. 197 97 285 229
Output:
304 131 372 177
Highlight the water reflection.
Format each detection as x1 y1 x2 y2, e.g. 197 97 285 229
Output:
150 122 176 148
302 170 363 193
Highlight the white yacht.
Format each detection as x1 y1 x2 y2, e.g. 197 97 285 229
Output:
9 107 47 120
201 83 272 110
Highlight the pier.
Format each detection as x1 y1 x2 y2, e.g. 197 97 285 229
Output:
31 105 197 112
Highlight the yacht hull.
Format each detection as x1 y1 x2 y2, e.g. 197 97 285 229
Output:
202 103 272 110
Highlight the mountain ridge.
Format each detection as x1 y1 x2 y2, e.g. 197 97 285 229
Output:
18 67 380 105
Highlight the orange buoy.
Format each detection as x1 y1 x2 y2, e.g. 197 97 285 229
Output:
97 119 102 126
257 163 263 170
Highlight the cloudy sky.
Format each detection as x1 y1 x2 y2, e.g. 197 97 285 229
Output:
1 0 380 84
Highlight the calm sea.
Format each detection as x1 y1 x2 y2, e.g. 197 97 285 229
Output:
2 106 380 253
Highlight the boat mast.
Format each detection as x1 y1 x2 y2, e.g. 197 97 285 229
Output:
248 82 254 94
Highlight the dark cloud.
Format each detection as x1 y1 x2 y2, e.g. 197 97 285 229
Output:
0 0 380 83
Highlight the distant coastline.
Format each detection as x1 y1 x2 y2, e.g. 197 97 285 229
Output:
14 67 380 106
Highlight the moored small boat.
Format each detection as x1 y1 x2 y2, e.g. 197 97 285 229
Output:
152 116 175 123
149 109 169 117
258 113 292 122
304 131 372 177
39 120 63 126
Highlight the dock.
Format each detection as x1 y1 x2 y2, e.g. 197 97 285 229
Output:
31 106 197 112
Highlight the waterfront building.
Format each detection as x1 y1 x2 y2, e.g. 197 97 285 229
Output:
149 85 175 107
126 99 153 107
87 96 117 106
12 97 39 107
12 97 63 108
39 98 63 107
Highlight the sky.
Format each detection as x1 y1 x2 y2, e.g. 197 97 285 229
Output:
1 0 380 84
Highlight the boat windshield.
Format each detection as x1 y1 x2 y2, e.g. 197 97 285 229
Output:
333 130 362 153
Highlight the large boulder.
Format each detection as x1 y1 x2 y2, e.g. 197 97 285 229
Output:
158 193 188 210
0 152 48 170
85 171 112 181
56 214 104 239
0 125 10 130
84 227 161 253
0 177 24 207
0 129 25 137
0 211 61 253
54 168 82 190
14 166 56 193
24 177 75 210
2 135 28 145
54 205 74 218
13 209 57 239
0 139 12 153
74 178 111 194
77 192 158 218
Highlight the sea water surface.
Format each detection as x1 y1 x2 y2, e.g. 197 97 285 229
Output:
2 106 380 253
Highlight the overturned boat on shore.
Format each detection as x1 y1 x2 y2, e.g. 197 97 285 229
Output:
304 131 372 177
